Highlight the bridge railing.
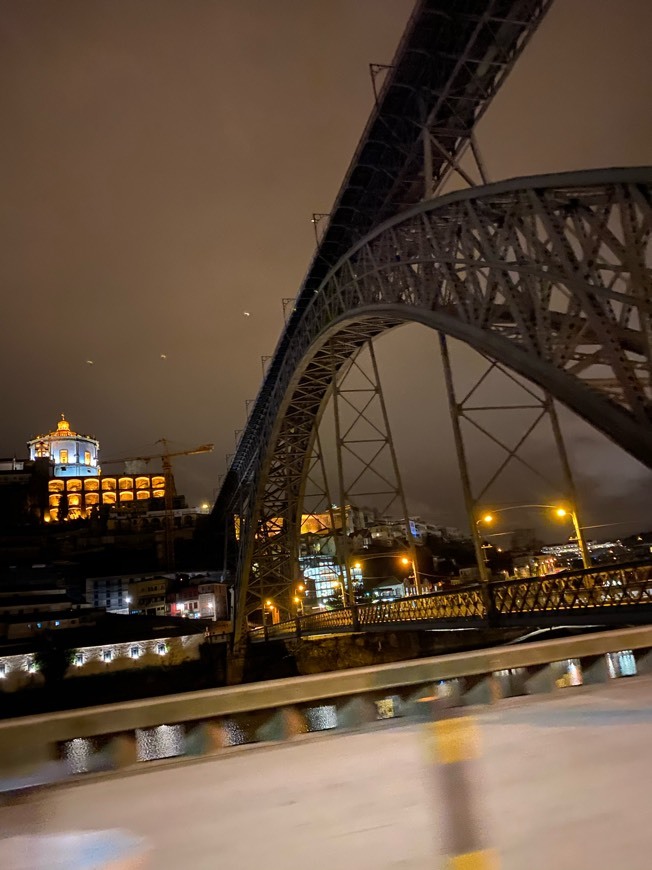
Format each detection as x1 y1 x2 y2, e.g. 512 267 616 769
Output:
357 586 486 626
491 562 652 617
249 562 652 641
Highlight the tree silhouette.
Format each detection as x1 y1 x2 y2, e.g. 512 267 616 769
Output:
57 490 69 522
33 633 76 685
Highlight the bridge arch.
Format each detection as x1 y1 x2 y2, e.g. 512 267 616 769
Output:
236 168 652 626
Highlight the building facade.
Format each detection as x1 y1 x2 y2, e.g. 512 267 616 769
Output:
26 416 168 522
28 415 100 479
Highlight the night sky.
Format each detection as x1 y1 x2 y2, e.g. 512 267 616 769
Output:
1 1 651 541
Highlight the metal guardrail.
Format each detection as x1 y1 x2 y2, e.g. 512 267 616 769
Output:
2 625 652 785
251 562 652 641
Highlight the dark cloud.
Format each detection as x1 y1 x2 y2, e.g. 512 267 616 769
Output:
1 0 651 537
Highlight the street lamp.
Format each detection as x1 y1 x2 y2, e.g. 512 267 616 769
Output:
400 555 421 593
351 552 421 595
263 598 279 625
477 504 590 569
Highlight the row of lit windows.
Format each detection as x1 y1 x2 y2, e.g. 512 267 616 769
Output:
49 490 164 508
49 476 165 493
58 450 93 465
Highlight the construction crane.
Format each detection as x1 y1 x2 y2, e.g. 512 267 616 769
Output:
102 440 214 570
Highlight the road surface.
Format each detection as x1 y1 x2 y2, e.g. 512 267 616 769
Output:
5 674 652 868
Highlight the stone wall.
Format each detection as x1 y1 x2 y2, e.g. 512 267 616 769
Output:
0 633 203 692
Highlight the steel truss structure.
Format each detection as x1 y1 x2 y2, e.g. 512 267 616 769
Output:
439 339 591 580
250 562 652 641
225 169 652 640
219 0 554 521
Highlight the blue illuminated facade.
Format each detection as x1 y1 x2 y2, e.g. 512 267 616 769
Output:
27 415 100 478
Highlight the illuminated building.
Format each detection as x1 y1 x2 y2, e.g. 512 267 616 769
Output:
28 414 99 478
27 415 167 522
300 555 362 604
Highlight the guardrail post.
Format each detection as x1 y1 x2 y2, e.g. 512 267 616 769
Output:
337 695 376 729
185 720 228 756
581 654 609 685
351 603 360 631
256 706 308 742
634 648 652 675
295 617 302 640
462 673 503 706
107 732 138 769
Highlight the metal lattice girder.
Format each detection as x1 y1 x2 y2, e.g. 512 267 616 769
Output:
217 0 554 528
227 168 652 639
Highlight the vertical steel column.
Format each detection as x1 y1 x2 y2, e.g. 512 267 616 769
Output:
421 100 433 201
285 441 301 618
546 395 591 568
439 333 490 584
470 133 490 185
367 340 422 594
330 341 354 603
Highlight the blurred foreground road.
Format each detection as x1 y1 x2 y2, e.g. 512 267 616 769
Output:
20 675 652 868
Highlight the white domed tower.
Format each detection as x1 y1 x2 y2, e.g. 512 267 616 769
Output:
28 414 100 478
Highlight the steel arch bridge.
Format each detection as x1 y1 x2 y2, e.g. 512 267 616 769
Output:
221 168 652 638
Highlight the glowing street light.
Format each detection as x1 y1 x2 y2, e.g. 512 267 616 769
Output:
477 503 590 569
400 554 421 593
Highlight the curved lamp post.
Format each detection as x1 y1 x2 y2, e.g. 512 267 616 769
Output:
478 504 590 569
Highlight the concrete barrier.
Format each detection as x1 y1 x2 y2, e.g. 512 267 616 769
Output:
1 625 652 781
